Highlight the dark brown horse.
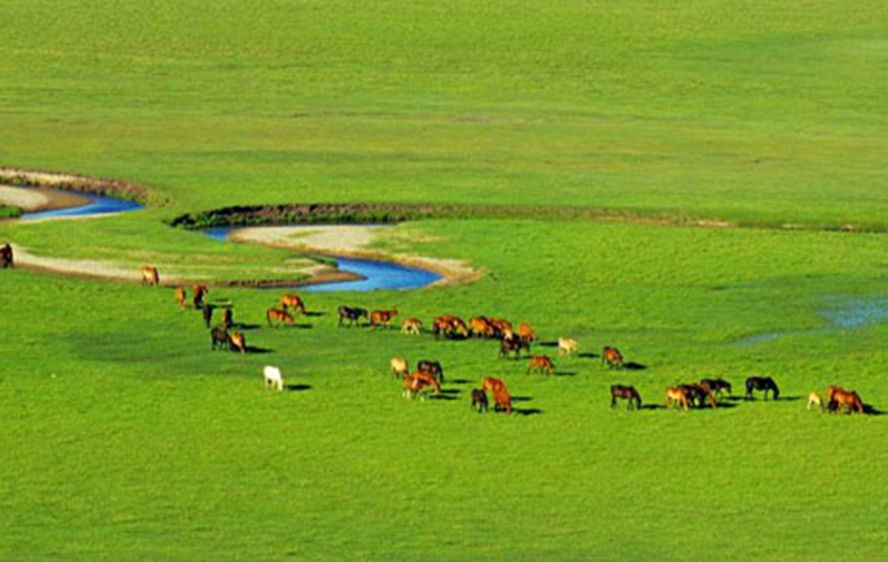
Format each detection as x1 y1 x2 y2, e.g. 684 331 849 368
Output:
0 243 12 269
610 385 642 410
471 389 489 413
500 335 530 359
338 306 368 327
700 378 732 397
745 376 779 401
417 360 444 383
210 327 229 350
192 284 208 309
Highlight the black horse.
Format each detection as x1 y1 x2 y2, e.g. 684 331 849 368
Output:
0 243 13 269
210 327 229 350
471 389 489 413
745 376 779 401
700 378 732 397
610 385 642 410
338 306 368 327
417 360 444 383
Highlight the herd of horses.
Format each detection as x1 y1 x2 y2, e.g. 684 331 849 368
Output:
137 265 872 417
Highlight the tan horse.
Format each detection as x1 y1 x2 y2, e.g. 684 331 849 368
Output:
527 355 555 376
557 337 579 356
807 392 825 411
229 332 246 354
665 387 690 412
280 294 306 315
401 318 423 335
390 357 409 378
174 287 187 310
141 266 159 286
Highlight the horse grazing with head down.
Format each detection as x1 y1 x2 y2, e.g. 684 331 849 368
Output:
610 385 642 410
401 318 423 335
601 346 623 369
665 386 691 412
210 327 229 351
280 294 306 315
402 372 441 400
370 309 398 329
228 332 246 354
266 307 295 327
192 284 208 309
417 360 444 383
527 355 555 376
389 357 409 379
745 376 779 401
338 306 368 327
471 389 489 413
481 376 512 414
808 391 825 411
827 385 864 414
700 378 732 397
141 266 159 286
558 337 579 357
0 243 13 269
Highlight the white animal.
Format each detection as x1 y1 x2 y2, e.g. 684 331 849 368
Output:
807 391 824 411
263 365 284 391
558 337 579 356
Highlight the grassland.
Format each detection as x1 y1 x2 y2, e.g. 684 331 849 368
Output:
2 0 888 560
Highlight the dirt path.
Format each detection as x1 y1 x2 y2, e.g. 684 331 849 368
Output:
0 184 91 212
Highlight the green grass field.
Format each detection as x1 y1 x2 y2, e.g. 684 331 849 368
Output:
2 1 888 560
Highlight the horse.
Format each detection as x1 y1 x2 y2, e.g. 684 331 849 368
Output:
826 385 864 414
202 304 213 328
280 294 306 315
469 316 495 338
745 376 780 401
610 385 642 410
500 335 530 359
266 307 295 327
700 378 732 397
141 266 159 286
665 387 691 412
471 389 489 413
432 316 469 339
681 383 718 408
402 372 441 400
389 357 409 379
174 287 187 310
488 318 513 340
481 376 512 414
558 337 579 357
517 322 536 343
401 318 423 335
338 306 368 327
263 366 284 391
192 284 208 309
229 332 246 354
370 309 398 328
0 243 13 269
210 327 229 351
221 308 233 329
417 360 444 383
527 355 555 376
807 392 825 411
601 346 623 369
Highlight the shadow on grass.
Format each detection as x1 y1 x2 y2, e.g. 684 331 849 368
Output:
623 362 647 371
511 395 533 403
285 384 312 392
450 378 473 385
304 311 325 317
440 389 460 396
639 404 664 411
537 341 558 348
243 346 274 354
513 407 543 416
863 404 885 416
577 352 600 359
232 322 262 331
553 371 576 377
430 393 459 401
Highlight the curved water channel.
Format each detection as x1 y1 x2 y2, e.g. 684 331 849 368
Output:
16 191 441 291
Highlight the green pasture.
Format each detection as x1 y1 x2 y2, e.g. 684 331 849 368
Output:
2 0 888 560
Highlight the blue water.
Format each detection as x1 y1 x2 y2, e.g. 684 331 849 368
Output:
201 226 442 292
21 193 142 221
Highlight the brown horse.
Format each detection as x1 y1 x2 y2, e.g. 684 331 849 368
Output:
141 266 159 286
280 294 306 315
827 385 864 414
0 243 13 269
192 284 208 309
601 346 623 369
500 335 530 359
401 318 423 335
370 309 398 328
229 332 246 354
487 318 512 339
517 322 536 343
174 287 187 310
432 316 469 339
402 372 441 399
527 355 555 376
221 308 233 329
681 383 718 409
469 316 495 338
481 376 512 414
266 307 295 327
665 387 691 412
610 385 642 410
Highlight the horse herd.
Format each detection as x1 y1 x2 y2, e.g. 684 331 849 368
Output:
148 266 871 417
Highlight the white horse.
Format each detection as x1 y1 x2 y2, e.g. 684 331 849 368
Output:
558 337 579 356
263 365 284 391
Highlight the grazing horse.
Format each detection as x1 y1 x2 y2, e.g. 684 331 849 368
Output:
700 378 732 397
141 266 159 286
221 308 233 329
827 385 864 414
417 360 444 383
601 346 623 369
229 332 246 354
210 327 229 350
432 316 469 339
807 392 825 411
471 389 489 413
500 335 530 359
610 385 642 410
527 355 555 376
202 304 213 328
401 318 423 335
558 337 579 357
0 243 13 269
263 366 284 391
192 284 208 309
370 309 398 329
681 383 718 408
174 287 187 310
338 306 368 327
517 322 536 343
745 376 780 401
481 376 512 414
469 316 495 338
402 372 441 399
280 294 306 315
488 318 513 340
389 357 409 379
266 307 295 327
665 387 691 412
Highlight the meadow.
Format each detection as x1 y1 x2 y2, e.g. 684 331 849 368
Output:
2 1 888 560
